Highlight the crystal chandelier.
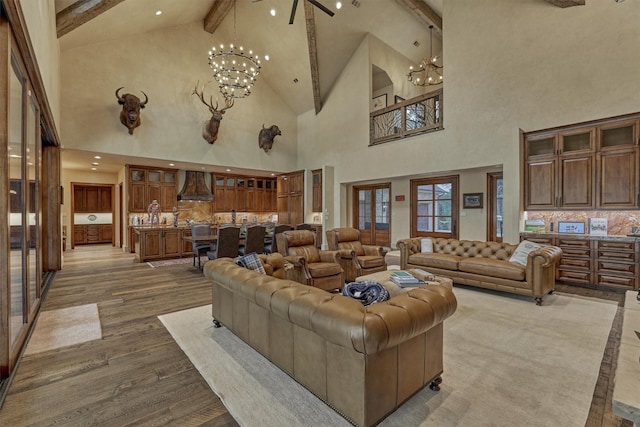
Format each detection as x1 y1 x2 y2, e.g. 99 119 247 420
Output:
407 25 443 87
207 3 262 99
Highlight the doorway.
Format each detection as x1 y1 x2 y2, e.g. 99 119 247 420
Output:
71 183 115 249
487 172 503 242
352 184 391 247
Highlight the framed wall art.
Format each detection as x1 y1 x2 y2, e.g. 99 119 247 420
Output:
372 94 387 110
462 193 483 209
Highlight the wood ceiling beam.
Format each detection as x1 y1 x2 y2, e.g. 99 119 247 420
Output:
56 0 127 38
203 0 234 34
544 0 585 7
304 2 322 115
393 0 442 32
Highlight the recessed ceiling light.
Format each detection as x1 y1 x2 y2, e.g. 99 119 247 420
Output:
92 162 99 166
336 2 342 9
264 54 270 61
270 8 276 16
169 163 175 166
270 173 275 176
94 155 101 159
155 10 162 16
226 168 232 172
91 167 97 171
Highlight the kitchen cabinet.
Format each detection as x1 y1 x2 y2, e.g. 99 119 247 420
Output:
521 233 639 290
73 224 113 245
312 169 322 212
523 114 639 210
277 171 304 225
134 227 182 261
73 185 112 212
212 174 277 212
127 166 177 213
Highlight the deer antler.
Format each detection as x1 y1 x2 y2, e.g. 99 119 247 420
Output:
220 95 234 113
192 81 217 111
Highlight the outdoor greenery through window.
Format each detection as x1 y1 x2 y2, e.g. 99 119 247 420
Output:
416 183 452 233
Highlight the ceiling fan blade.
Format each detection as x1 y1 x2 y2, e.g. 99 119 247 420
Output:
307 0 335 17
289 0 299 24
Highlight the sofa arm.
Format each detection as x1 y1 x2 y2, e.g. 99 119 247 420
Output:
397 238 422 269
526 245 563 300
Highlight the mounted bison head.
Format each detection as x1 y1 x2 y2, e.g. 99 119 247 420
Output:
192 83 234 144
258 124 281 153
115 87 148 135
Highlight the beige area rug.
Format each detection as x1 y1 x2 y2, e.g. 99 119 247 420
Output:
159 287 617 427
25 303 102 355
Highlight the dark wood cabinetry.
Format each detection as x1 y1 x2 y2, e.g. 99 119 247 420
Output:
212 174 276 212
277 171 305 225
133 226 212 262
523 115 639 210
521 233 639 290
312 169 322 212
74 185 112 212
127 166 177 213
73 224 113 245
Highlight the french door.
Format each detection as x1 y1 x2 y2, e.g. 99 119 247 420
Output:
411 175 459 239
353 184 391 247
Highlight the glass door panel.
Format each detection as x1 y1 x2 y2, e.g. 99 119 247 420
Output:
487 172 503 242
27 93 41 312
8 56 25 348
353 184 391 247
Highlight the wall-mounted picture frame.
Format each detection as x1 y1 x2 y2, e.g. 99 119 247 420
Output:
463 193 483 209
557 221 585 234
372 94 387 110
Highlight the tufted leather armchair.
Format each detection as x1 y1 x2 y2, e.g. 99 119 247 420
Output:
326 227 387 282
276 230 344 291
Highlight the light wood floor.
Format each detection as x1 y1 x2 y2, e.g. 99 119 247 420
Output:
0 245 632 426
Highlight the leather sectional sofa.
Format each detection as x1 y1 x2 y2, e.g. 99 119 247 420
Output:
397 237 563 305
203 253 457 427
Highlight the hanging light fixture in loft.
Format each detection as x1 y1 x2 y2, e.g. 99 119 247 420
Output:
407 25 443 87
208 2 262 99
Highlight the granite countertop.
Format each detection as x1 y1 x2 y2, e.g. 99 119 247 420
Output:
521 231 640 242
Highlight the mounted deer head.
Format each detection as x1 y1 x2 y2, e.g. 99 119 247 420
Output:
192 82 234 144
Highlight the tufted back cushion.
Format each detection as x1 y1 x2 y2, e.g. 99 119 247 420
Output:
333 228 365 256
431 238 517 260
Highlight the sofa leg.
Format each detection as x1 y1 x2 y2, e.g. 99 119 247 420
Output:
535 297 543 306
213 318 221 328
429 376 442 391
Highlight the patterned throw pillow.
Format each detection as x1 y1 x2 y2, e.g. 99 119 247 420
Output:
236 252 267 274
509 240 541 266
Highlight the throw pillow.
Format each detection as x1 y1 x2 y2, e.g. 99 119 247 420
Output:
236 252 267 274
421 238 433 253
509 240 541 266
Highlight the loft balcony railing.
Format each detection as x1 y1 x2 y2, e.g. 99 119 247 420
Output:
369 89 443 146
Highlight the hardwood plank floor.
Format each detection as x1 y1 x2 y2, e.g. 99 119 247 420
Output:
0 245 632 426
0 245 237 426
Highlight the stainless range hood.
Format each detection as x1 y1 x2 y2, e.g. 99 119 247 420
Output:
177 170 215 202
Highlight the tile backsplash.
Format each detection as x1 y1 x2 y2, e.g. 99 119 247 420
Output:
524 211 640 235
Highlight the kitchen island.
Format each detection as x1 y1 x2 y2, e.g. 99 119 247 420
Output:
131 224 216 263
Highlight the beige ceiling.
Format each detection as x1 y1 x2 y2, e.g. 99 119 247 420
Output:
55 0 443 173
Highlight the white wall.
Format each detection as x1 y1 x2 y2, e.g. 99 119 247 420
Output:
19 0 61 129
59 21 297 174
295 0 640 244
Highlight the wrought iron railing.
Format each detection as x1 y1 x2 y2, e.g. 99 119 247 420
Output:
369 89 443 145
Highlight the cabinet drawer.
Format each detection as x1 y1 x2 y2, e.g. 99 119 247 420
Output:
596 273 636 288
596 260 636 275
557 268 593 283
523 237 554 245
557 238 590 248
559 257 591 269
560 247 591 258
596 240 636 252
597 250 636 262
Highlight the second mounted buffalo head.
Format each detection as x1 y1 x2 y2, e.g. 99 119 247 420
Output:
192 83 234 144
115 87 148 135
258 124 281 153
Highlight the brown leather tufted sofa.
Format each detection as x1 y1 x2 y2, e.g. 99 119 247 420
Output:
203 254 457 427
397 237 563 305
